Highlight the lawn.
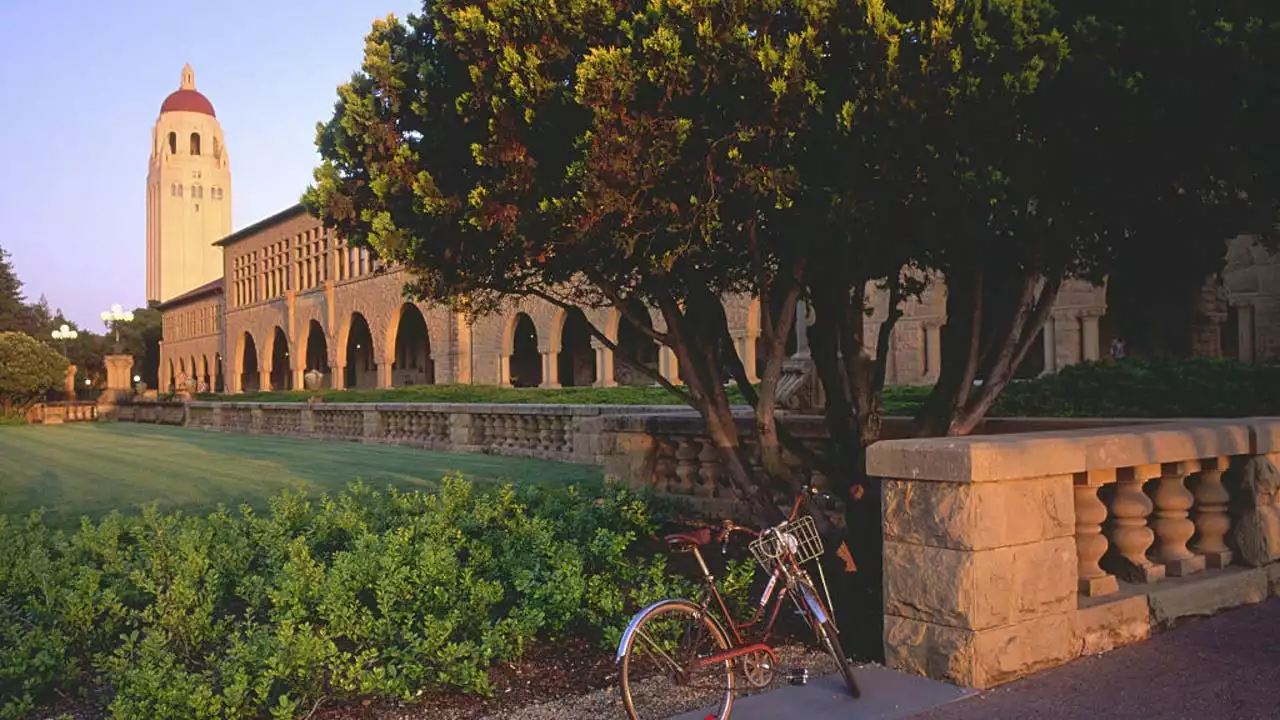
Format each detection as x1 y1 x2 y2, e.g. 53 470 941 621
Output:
0 423 602 526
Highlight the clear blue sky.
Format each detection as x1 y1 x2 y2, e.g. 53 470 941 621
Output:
0 0 420 329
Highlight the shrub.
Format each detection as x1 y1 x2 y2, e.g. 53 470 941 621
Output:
0 332 66 418
0 478 691 719
991 357 1280 418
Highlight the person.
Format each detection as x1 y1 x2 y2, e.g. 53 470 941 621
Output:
197 379 208 393
1110 337 1127 360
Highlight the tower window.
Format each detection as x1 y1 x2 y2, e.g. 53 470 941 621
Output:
190 132 201 155
168 132 177 154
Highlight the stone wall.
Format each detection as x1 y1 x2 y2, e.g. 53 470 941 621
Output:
868 418 1280 689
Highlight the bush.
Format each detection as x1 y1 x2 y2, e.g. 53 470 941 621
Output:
0 478 691 719
991 357 1280 418
0 332 66 418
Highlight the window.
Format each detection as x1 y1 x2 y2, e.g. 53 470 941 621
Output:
190 132 201 155
168 132 177 154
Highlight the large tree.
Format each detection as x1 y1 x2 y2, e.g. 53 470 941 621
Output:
0 332 67 416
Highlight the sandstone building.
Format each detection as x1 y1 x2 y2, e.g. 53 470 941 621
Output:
153 68 1273 396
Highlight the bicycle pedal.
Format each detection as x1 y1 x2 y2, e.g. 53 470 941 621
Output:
785 667 809 686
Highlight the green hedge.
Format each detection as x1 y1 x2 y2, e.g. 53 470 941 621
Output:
0 478 692 719
992 357 1280 418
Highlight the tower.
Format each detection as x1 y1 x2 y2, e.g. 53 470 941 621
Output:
146 64 232 303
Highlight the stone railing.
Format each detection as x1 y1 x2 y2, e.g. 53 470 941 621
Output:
110 401 187 425
24 401 98 424
867 418 1280 690
167 402 686 463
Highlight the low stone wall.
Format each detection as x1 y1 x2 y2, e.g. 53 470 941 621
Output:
25 401 98 424
108 401 187 425
868 417 1280 689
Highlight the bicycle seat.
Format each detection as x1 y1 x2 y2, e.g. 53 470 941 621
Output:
662 528 712 548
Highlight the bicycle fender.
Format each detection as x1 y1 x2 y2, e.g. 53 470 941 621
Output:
798 582 830 626
615 598 702 663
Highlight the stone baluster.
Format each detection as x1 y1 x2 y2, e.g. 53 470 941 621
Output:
1074 470 1119 596
1147 460 1206 577
674 439 700 495
1103 464 1166 583
653 439 677 493
538 415 553 454
1191 456 1234 568
698 441 723 499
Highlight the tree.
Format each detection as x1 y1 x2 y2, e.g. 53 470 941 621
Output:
0 246 27 334
0 332 67 416
113 303 163 387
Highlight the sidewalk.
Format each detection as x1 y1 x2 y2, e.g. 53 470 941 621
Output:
670 597 1280 720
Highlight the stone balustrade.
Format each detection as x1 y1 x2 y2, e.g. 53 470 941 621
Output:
867 418 1280 690
24 401 99 424
110 401 187 425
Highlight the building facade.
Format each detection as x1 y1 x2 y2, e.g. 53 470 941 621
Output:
146 64 232 304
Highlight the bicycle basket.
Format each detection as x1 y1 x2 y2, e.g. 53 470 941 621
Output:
748 515 824 569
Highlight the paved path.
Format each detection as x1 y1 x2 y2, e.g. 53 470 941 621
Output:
669 598 1280 719
914 597 1280 720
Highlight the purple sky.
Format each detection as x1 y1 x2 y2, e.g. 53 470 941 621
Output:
0 0 420 329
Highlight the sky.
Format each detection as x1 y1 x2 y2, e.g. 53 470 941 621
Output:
0 0 421 329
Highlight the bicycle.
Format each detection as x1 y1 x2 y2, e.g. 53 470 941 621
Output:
615 486 861 719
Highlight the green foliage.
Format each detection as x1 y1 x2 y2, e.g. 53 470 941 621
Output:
0 248 28 335
992 357 1280 418
0 332 67 415
0 478 685 718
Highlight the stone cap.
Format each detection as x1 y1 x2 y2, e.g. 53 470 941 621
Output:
867 418 1280 483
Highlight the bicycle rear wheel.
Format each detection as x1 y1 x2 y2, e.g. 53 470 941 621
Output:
619 599 735 720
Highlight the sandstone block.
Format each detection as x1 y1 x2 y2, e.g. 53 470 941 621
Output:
883 475 1073 550
1267 562 1280 597
1228 456 1280 567
1072 595 1151 656
884 536 1076 630
884 612 1076 689
1146 568 1267 629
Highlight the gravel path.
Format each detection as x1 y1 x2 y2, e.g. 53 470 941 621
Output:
912 598 1280 720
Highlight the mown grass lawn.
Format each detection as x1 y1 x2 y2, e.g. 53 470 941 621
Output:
0 423 602 526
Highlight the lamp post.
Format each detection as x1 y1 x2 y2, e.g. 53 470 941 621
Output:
51 324 78 358
100 304 135 352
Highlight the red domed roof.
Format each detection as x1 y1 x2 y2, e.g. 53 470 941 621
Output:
160 88 216 117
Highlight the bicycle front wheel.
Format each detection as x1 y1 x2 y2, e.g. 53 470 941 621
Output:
619 599 735 720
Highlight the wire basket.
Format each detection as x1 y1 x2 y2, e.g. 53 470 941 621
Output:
748 515 824 570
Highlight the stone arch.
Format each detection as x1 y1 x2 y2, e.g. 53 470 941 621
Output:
388 303 434 386
554 307 596 387
190 132 201 155
240 332 260 392
303 320 331 389
269 327 291 391
507 312 542 387
344 312 377 389
612 299 659 386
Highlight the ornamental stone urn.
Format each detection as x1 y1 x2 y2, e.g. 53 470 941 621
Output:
304 369 324 390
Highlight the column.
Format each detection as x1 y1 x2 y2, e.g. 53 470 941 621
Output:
331 364 346 390
377 361 392 389
541 351 559 388
1041 315 1058 374
659 346 682 385
924 323 942 380
1147 460 1205 577
1237 304 1256 363
258 369 271 392
736 334 758 383
593 340 616 388
499 355 512 386
794 300 810 357
1081 313 1101 362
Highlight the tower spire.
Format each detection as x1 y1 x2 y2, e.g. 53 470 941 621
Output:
181 63 195 90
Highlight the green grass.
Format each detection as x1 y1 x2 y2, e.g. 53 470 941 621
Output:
0 423 602 527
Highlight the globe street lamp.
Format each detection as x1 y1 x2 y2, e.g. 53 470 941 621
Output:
100 304 135 352
51 324 78 358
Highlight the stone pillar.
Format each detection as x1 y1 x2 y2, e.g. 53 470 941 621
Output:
377 362 392 389
1080 313 1101 362
541 351 560 388
259 369 271 392
924 323 942 380
593 340 616 388
736 334 758 383
1236 304 1256 363
794 300 810 357
64 364 78 399
659 346 681 385
869 444 1077 689
499 355 512 386
100 355 134 405
1041 316 1058 375
292 367 305 392
331 364 346 390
